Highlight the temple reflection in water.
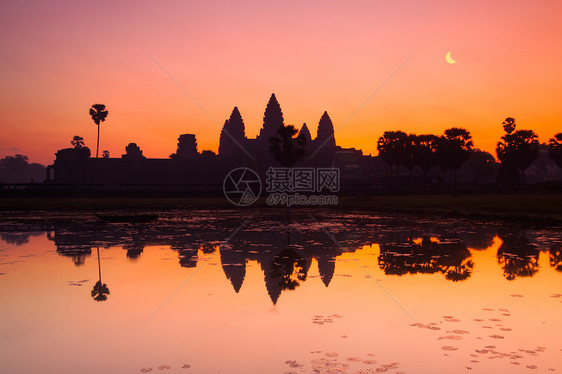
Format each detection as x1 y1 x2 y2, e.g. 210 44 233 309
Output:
3 210 561 304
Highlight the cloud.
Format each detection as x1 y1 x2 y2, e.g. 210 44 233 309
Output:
0 147 22 154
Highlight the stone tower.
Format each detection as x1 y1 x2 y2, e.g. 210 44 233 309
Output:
175 134 198 160
218 107 247 157
257 93 284 148
315 111 336 150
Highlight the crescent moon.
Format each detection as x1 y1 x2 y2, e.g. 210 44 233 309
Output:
445 51 456 64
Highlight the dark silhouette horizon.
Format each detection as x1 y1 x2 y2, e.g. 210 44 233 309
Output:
1 97 562 192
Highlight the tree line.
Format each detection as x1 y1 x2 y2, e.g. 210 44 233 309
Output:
377 117 562 185
0 154 46 183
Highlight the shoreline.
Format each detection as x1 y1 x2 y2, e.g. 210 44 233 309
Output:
0 194 561 227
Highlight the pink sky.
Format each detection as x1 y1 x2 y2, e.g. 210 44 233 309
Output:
1 0 561 164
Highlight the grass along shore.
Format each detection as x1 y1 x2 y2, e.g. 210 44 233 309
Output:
0 194 561 226
338 194 562 226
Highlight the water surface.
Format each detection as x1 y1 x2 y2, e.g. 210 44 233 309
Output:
1 210 561 373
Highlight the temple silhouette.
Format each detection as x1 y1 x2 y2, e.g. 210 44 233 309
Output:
3 94 562 192
44 94 377 190
218 95 337 165
23 93 558 195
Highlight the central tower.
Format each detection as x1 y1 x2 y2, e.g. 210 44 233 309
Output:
256 93 284 148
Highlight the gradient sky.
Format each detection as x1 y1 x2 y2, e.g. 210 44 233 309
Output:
1 0 561 164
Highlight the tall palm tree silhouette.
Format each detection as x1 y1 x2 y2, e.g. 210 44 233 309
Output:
91 247 110 301
89 104 109 158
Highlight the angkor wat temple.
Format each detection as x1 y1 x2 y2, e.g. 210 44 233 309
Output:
46 94 380 190
217 94 337 166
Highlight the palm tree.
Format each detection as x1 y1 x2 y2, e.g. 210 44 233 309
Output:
502 117 516 134
91 247 110 301
269 124 306 167
71 135 85 149
89 104 109 158
496 118 539 184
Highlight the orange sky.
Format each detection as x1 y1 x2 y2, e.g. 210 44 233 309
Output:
1 0 561 165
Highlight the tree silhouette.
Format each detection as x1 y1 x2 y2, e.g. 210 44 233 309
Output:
89 104 109 158
400 134 440 178
413 134 439 177
548 133 562 169
1 154 28 168
0 154 46 183
91 280 110 301
378 238 473 281
270 247 308 291
437 127 473 190
466 149 497 183
91 247 110 301
549 244 562 272
443 259 474 282
71 136 85 149
402 134 418 177
102 150 110 158
496 231 539 280
377 131 408 176
270 124 306 167
496 118 539 184
502 117 516 134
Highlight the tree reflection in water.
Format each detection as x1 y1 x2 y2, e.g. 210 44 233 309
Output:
3 211 561 303
125 243 143 260
378 236 474 282
549 244 562 272
91 281 110 301
0 232 42 246
270 247 309 291
91 247 110 302
496 231 539 280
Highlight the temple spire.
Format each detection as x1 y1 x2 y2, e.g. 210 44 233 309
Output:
299 123 312 143
228 107 246 138
317 255 336 287
315 111 335 148
258 93 285 143
218 106 247 156
220 246 246 293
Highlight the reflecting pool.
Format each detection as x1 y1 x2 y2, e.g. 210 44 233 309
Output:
0 210 561 373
